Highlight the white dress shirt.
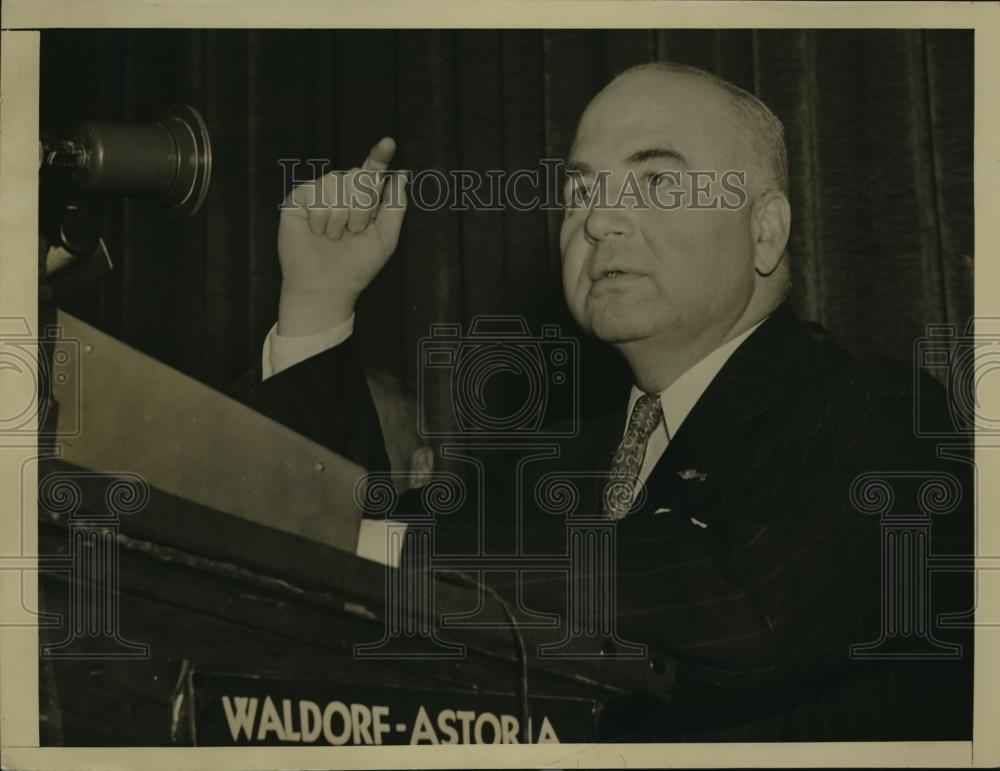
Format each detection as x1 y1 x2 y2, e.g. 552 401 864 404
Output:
626 319 765 487
262 316 766 565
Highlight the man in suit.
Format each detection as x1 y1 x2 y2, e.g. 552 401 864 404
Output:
248 62 973 740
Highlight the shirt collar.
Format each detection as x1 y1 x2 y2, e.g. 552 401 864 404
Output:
625 317 768 438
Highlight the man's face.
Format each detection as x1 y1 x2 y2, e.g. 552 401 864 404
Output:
560 71 759 351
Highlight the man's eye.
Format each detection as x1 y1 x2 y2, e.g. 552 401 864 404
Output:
564 176 594 209
648 170 683 191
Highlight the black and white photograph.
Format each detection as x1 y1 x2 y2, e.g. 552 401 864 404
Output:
1 1 998 768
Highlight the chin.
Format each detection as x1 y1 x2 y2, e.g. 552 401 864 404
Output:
585 306 663 344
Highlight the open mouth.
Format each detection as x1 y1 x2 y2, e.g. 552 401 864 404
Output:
589 270 641 294
594 270 630 282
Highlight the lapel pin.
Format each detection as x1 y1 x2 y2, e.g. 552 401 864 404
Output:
690 517 708 529
678 469 708 482
654 507 672 515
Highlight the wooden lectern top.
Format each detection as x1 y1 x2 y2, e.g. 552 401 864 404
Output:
49 309 364 552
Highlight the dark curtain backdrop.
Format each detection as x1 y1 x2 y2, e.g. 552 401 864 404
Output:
40 29 973 426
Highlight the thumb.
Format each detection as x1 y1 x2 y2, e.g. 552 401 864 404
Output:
375 170 408 253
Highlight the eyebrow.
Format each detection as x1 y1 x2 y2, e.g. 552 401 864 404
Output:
626 147 688 167
563 147 688 177
563 159 592 176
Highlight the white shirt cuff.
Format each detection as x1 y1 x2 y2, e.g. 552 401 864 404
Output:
356 520 406 567
261 314 355 380
259 314 405 565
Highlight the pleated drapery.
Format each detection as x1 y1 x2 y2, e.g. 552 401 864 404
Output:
40 29 973 429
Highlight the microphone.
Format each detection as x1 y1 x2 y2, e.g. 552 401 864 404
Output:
40 104 212 218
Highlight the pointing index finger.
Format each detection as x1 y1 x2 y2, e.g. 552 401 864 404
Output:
362 136 396 172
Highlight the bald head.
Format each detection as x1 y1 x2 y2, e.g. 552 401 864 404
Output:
597 63 789 198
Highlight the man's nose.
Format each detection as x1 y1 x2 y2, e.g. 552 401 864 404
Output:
584 203 632 243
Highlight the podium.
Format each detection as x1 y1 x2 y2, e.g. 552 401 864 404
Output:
37 311 675 746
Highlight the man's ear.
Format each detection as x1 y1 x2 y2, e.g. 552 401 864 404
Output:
751 190 791 277
408 445 435 489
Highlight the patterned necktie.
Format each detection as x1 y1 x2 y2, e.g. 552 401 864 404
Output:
603 392 664 520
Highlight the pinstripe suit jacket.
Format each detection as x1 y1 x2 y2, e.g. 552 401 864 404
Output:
243 303 973 741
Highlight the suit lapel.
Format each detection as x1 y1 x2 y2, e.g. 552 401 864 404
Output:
633 304 816 519
543 305 820 520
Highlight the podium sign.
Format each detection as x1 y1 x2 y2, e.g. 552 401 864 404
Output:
187 672 597 745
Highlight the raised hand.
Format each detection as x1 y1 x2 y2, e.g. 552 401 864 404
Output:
276 137 407 336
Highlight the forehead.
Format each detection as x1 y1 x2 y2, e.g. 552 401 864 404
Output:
570 71 743 168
